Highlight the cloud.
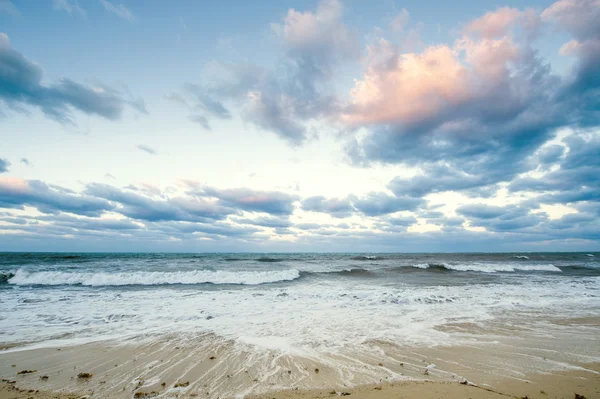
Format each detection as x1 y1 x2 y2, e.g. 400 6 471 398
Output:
0 33 144 124
197 186 299 216
301 195 355 218
0 158 9 173
341 0 599 207
351 192 423 216
509 132 600 205
20 158 30 166
85 183 234 222
0 177 114 216
53 0 86 17
171 0 358 145
99 0 135 22
302 192 423 217
466 7 539 39
234 215 292 228
391 9 410 32
104 173 116 179
456 203 547 232
137 144 157 155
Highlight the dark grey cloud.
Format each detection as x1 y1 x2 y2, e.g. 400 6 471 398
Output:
0 179 114 216
0 33 144 124
137 144 157 155
0 158 9 173
456 203 546 232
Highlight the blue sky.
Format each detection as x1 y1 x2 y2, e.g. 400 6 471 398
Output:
0 0 599 252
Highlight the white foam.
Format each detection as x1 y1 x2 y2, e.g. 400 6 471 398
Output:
7 268 301 286
412 263 561 273
444 263 561 273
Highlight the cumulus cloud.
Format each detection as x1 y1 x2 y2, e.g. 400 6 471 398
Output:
0 33 144 124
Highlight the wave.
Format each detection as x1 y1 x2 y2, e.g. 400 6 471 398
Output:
6 269 301 287
557 265 600 276
0 272 15 284
411 263 562 273
256 257 285 263
512 255 529 260
350 255 382 261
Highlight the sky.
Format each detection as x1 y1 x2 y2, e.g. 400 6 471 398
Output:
0 0 599 252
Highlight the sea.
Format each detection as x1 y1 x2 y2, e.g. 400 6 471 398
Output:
1 252 599 352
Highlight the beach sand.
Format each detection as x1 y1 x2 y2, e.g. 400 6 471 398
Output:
1 367 599 399
1 339 598 399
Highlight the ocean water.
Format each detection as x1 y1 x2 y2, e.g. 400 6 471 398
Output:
1 252 599 353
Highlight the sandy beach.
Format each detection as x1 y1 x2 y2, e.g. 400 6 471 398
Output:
1 363 598 399
1 338 598 399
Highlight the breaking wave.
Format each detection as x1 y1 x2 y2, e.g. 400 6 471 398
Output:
6 269 301 287
350 255 382 261
409 263 562 273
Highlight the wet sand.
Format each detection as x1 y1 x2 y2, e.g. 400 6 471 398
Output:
1 366 599 399
1 338 598 399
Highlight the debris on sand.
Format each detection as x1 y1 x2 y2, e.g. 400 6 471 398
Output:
134 392 158 398
40 375 49 380
174 381 190 388
314 368 319 373
209 356 216 360
77 372 93 379
574 394 586 399
17 370 37 375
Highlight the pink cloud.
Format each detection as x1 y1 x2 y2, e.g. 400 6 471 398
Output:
342 31 523 127
0 177 30 194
